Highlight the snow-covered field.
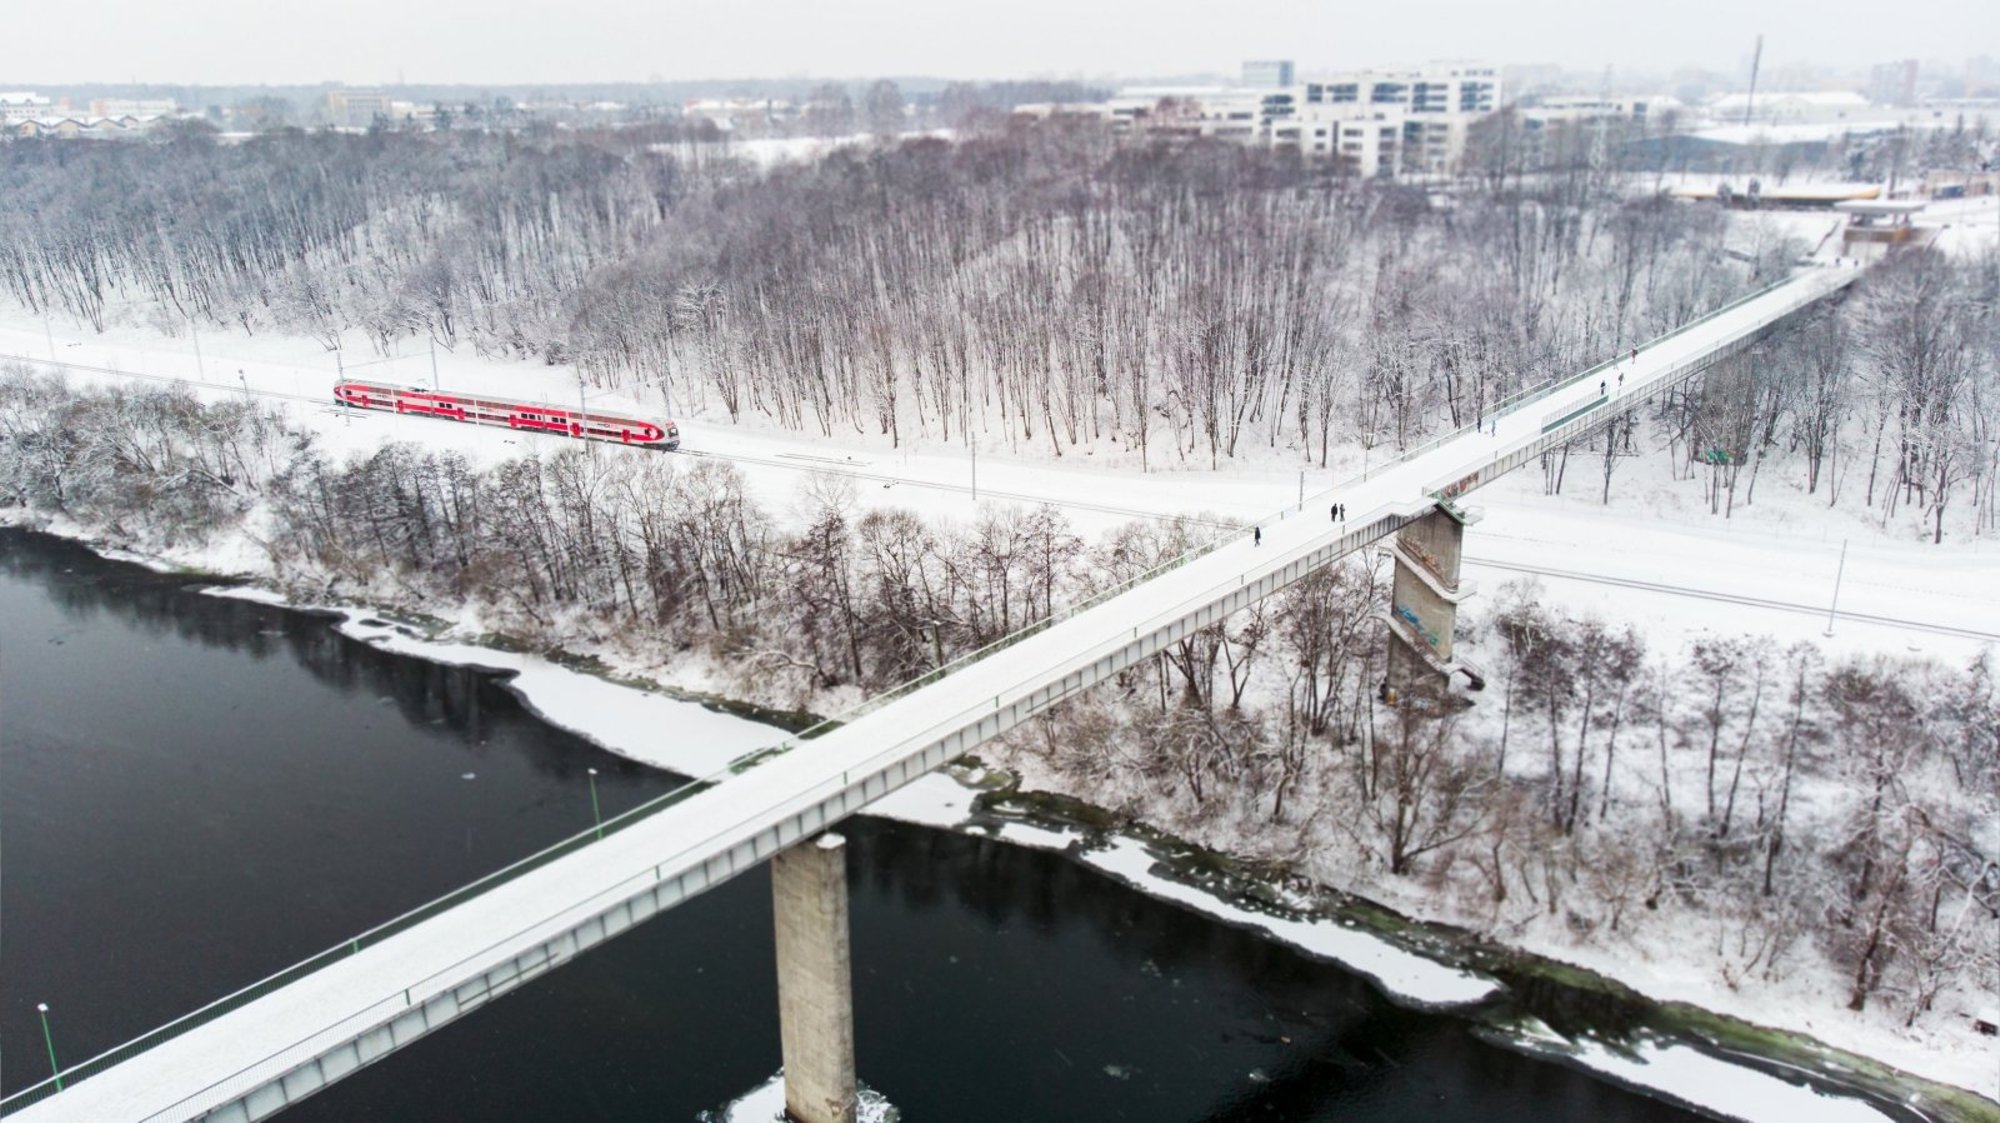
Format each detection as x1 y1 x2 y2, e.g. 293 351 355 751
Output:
1468 461 2000 663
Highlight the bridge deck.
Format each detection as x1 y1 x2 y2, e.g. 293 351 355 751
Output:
8 266 1858 1122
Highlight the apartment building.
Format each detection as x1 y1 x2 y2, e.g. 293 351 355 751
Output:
1016 62 1501 177
0 92 59 122
1242 60 1295 88
1261 63 1501 175
326 89 396 129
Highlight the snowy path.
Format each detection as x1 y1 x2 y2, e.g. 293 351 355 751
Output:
4 266 1859 1122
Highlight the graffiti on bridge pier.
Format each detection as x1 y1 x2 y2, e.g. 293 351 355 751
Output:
1393 603 1441 649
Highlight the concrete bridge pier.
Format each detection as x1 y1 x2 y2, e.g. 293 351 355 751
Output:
1384 501 1484 698
772 833 858 1123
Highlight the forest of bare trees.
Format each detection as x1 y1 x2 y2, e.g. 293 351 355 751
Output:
2 120 1787 471
996 562 1997 1032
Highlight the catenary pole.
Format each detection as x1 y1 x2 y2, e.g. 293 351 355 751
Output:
1824 538 1848 636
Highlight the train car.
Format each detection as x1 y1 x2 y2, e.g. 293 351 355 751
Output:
333 382 679 450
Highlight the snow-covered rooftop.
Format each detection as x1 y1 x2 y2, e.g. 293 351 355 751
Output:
1710 90 1871 111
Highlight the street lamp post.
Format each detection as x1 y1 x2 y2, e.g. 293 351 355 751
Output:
587 767 603 840
37 1003 62 1091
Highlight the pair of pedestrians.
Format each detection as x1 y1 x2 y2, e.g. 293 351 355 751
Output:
1259 500 1349 547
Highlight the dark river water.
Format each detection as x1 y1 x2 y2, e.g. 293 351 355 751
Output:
0 527 1706 1121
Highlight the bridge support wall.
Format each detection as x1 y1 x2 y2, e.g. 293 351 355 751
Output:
773 833 857 1123
1386 504 1476 692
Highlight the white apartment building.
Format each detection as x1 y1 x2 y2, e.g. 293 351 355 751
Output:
1016 62 1501 177
1254 63 1501 175
326 89 396 128
1242 60 1295 88
1 92 58 122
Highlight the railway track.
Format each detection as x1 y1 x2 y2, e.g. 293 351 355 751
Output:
27 349 1981 642
2 351 1240 529
1 351 330 405
1463 555 2000 643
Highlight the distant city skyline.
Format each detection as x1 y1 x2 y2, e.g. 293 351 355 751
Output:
0 0 1989 88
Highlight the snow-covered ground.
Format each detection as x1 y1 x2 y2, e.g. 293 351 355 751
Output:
204 585 780 777
16 271 1888 1122
692 128 956 170
1467 465 2000 663
7 272 1988 668
701 1070 898 1123
4 250 1993 1116
0 308 1302 539
1920 192 2000 256
1494 1019 1903 1123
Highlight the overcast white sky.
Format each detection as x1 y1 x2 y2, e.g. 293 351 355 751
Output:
2 0 1990 87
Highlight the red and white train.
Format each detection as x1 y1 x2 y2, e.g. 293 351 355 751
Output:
333 382 680 450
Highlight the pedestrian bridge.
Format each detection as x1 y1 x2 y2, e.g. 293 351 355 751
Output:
2 265 1861 1122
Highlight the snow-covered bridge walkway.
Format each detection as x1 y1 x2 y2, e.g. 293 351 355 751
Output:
3 265 1860 1122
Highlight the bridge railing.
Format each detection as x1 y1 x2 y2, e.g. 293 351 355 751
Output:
0 268 1846 1117
1479 270 1810 443
1425 270 1853 501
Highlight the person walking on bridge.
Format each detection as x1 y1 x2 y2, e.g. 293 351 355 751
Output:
1254 526 1262 547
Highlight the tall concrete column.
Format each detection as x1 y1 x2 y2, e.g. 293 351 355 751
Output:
1384 502 1483 695
772 833 857 1123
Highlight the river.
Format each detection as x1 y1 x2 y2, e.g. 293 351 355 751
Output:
1 526 1712 1120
